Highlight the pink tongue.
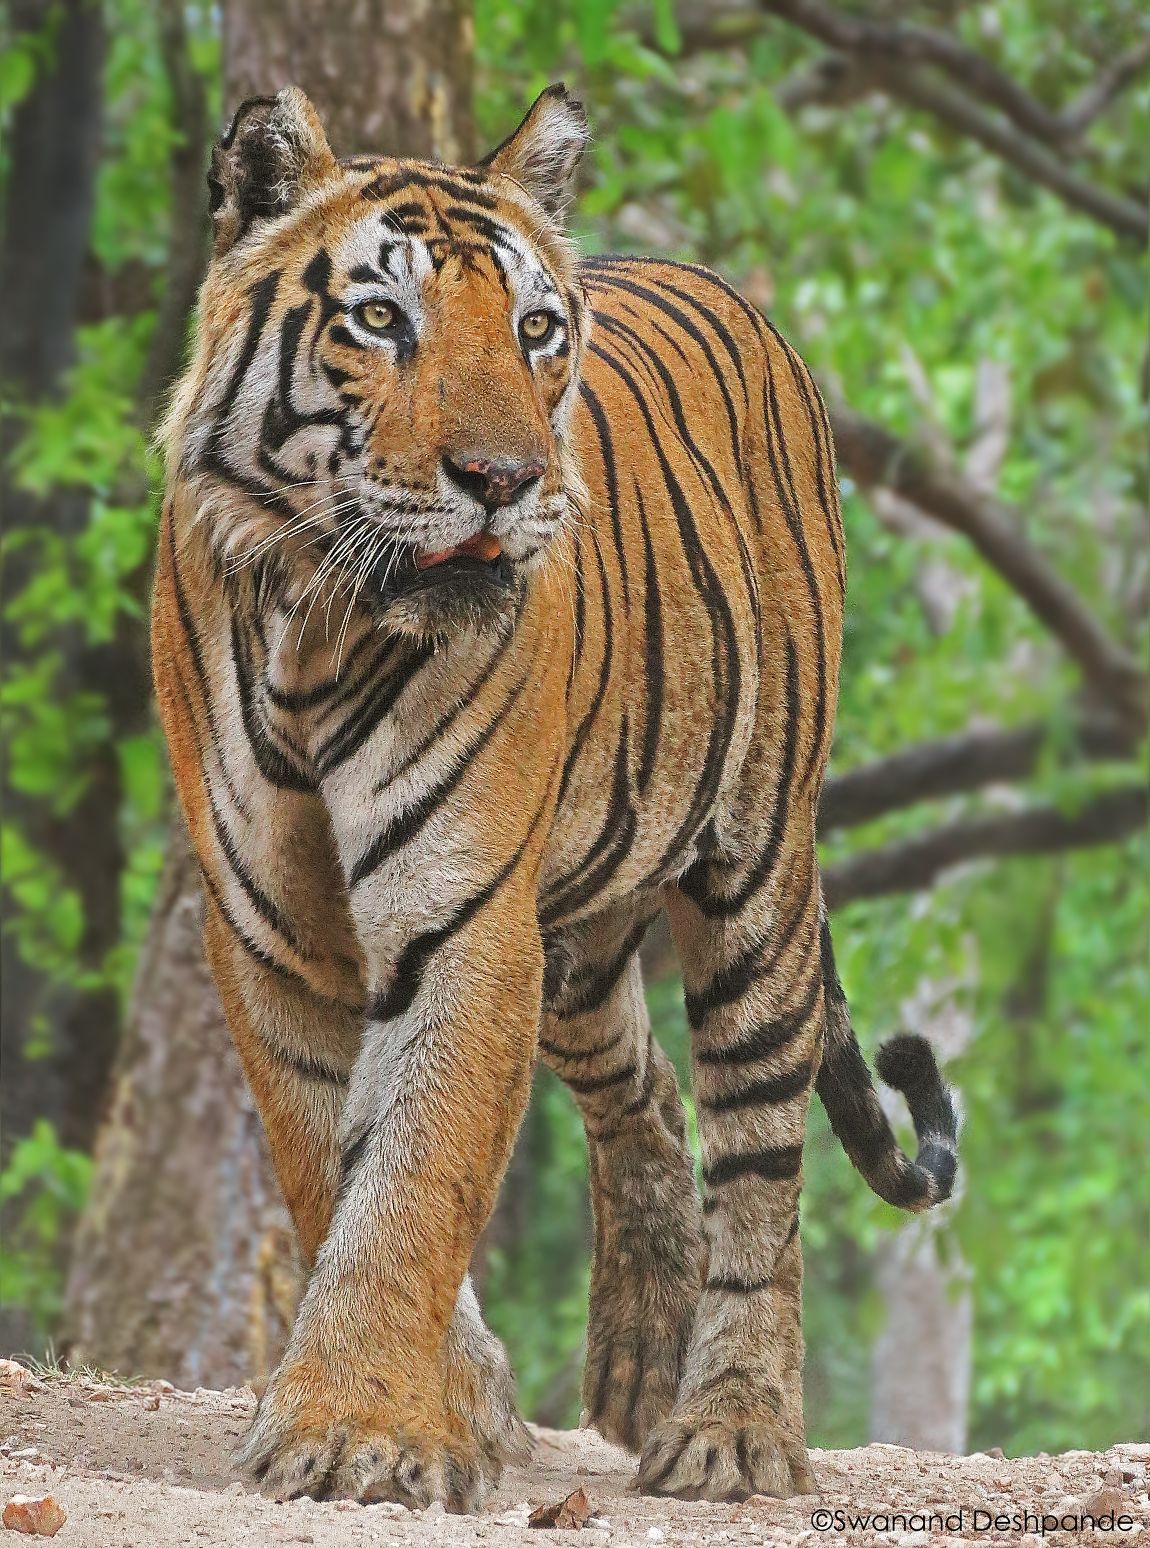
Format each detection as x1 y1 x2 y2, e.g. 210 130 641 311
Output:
415 533 503 570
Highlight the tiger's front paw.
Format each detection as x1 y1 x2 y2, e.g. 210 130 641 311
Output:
637 1415 817 1502
442 1301 531 1488
240 1368 487 1511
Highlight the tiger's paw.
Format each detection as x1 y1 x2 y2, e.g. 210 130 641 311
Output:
637 1416 818 1502
240 1378 487 1510
442 1307 531 1486
583 1303 693 1453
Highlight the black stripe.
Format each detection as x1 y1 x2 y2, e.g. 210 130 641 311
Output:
165 518 249 816
634 485 664 794
695 971 824 1065
682 879 816 1025
703 1143 803 1187
698 1059 812 1112
206 788 308 955
349 670 526 886
579 371 632 611
705 1273 771 1294
679 631 801 918
262 630 376 711
365 784 553 1023
551 914 653 1021
314 640 435 774
214 270 281 427
540 710 636 928
230 617 315 790
377 633 513 792
538 1023 626 1062
562 1063 637 1096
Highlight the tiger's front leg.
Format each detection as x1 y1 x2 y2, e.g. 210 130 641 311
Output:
244 812 547 1511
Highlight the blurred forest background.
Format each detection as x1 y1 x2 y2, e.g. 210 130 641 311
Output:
1 0 1147 1462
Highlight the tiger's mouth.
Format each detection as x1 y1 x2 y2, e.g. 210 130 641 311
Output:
379 533 514 598
364 530 518 637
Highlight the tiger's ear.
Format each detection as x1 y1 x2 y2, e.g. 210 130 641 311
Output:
479 84 589 220
208 87 338 255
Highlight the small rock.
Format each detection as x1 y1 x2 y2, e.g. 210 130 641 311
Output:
2 1495 67 1537
983 1446 1005 1459
647 1530 666 1542
896 1534 930 1547
1082 1485 1128 1516
0 1365 42 1398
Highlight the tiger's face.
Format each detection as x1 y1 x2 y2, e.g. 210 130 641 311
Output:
172 86 590 639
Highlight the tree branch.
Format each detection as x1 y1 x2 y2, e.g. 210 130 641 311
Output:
756 0 1069 142
828 404 1149 729
819 716 1137 834
864 57 1148 244
755 0 1148 243
1058 32 1150 139
823 785 1147 909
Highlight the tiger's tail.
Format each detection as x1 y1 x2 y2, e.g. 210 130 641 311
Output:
815 918 959 1211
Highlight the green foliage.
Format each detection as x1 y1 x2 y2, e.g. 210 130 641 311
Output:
0 1123 92 1336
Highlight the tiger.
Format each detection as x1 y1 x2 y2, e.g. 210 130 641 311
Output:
152 83 958 1511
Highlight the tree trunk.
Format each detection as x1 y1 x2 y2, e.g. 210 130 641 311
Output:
0 0 115 1166
221 0 474 161
64 828 299 1388
64 0 476 1384
870 1226 973 1453
869 983 972 1452
0 0 120 1359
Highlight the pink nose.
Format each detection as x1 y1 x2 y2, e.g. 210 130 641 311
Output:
442 453 545 511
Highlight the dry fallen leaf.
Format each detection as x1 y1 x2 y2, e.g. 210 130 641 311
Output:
2 1495 67 1537
528 1486 593 1529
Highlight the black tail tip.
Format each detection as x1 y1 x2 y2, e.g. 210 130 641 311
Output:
875 1032 943 1098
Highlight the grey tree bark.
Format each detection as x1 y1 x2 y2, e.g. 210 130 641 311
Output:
63 0 476 1385
868 990 973 1452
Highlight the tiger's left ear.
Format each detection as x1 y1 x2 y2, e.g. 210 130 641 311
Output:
479 84 589 220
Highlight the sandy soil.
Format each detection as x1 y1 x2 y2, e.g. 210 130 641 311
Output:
1 1368 1147 1546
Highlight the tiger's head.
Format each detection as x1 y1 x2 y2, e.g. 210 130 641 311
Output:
167 85 590 640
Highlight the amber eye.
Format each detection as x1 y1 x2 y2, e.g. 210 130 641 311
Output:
520 310 558 347
354 300 397 332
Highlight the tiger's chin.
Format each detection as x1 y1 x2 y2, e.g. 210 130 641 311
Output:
364 543 524 643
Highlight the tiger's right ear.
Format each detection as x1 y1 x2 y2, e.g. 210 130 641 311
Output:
208 87 338 255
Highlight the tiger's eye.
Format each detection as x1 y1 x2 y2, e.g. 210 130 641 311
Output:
356 301 396 332
520 310 557 346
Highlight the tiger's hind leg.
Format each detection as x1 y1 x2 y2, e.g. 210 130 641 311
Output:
637 836 823 1501
540 904 704 1452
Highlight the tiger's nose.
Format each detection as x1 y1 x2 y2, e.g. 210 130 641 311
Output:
442 453 545 511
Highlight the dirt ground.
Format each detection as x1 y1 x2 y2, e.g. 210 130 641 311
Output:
1 1367 1147 1547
